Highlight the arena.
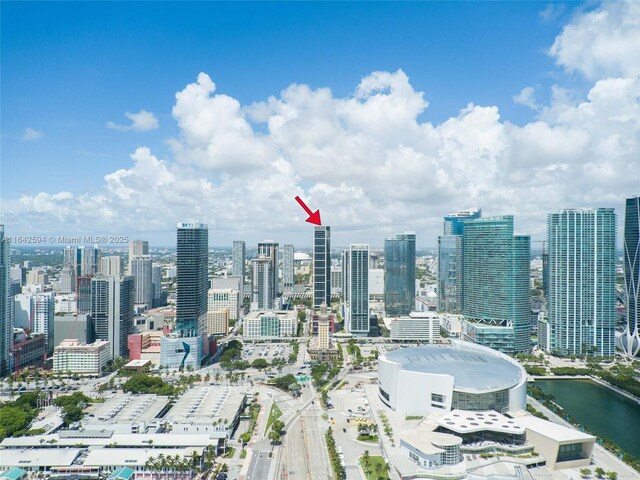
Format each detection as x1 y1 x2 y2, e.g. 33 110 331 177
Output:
377 340 527 416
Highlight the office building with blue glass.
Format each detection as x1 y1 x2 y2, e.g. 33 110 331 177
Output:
384 232 416 317
313 226 331 309
438 208 481 314
346 244 370 335
462 216 531 354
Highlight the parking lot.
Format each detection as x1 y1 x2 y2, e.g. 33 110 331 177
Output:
241 342 293 364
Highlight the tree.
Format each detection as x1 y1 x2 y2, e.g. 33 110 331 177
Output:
607 472 617 480
363 450 371 469
595 467 606 478
252 358 269 369
268 429 281 444
581 468 591 478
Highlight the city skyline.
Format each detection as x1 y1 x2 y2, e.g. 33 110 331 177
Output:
2 1 639 246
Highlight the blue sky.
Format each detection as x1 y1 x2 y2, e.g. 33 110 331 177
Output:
2 1 638 246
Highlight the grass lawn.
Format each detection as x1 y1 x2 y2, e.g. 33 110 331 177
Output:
360 455 390 480
265 402 283 432
357 434 379 443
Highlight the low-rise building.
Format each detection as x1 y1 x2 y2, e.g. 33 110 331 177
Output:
128 331 163 364
83 393 169 434
390 311 441 343
206 309 229 336
12 331 46 371
159 335 202 370
243 310 296 339
52 339 112 375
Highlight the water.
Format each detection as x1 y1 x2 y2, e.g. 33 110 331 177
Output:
535 379 640 457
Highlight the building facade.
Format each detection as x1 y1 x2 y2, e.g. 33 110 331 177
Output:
160 335 203 370
53 339 112 375
232 240 246 284
384 232 416 316
128 240 149 271
313 227 331 309
258 240 279 299
462 216 531 354
548 208 616 357
620 196 640 356
282 244 295 292
243 311 296 338
346 244 370 335
91 275 135 358
438 208 481 314
130 255 153 309
208 288 240 321
390 311 441 343
1 227 12 376
175 223 209 337
252 258 273 310
100 256 122 276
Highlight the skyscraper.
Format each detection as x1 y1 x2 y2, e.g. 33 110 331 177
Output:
0 226 11 376
101 255 122 276
384 232 416 316
621 197 640 356
252 257 273 310
282 244 295 292
258 240 279 300
176 223 209 337
548 209 616 357
232 240 246 285
131 255 153 309
128 240 149 272
462 216 531 354
91 275 135 358
313 226 331 309
438 208 481 314
30 292 55 354
152 265 163 307
346 244 369 335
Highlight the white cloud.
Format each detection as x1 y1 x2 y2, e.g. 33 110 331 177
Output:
513 87 539 110
106 110 159 132
5 2 640 245
549 0 640 80
21 127 43 141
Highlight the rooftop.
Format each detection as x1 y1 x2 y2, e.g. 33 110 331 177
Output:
0 448 82 468
0 433 223 449
164 386 247 426
82 447 203 467
85 394 169 425
436 410 525 435
244 310 296 321
381 341 524 391
513 413 595 443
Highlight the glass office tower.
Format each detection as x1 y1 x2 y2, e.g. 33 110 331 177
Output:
232 240 246 280
384 232 416 316
0 226 10 376
548 209 616 357
313 227 331 309
621 197 640 356
347 244 370 335
462 216 531 354
176 223 209 337
258 240 279 300
438 208 481 313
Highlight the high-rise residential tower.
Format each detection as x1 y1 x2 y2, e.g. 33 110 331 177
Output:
0 226 11 376
258 240 279 300
101 255 122 276
384 232 416 316
232 240 246 287
175 223 209 337
345 244 370 335
437 208 481 314
313 226 331 309
252 257 273 310
152 265 162 307
128 240 149 272
462 216 531 354
548 209 617 357
131 255 153 309
282 244 295 292
91 275 135 358
621 197 640 356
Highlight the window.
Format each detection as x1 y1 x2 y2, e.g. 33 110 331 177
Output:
431 393 445 403
379 386 390 401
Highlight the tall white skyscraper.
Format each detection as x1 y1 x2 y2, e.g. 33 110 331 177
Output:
14 291 55 354
59 266 75 294
252 257 273 310
282 244 295 291
101 255 122 276
91 275 135 358
128 240 149 273
548 208 616 357
131 255 153 309
345 244 369 335
0 226 12 376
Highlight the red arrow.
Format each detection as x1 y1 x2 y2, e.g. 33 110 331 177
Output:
294 195 322 226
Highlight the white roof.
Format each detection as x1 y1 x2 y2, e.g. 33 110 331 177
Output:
0 448 82 468
514 415 595 443
437 410 525 435
400 429 461 455
0 432 223 449
83 447 203 467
